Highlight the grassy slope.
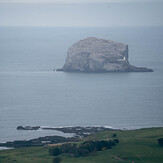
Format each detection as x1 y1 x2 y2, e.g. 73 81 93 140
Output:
0 127 163 163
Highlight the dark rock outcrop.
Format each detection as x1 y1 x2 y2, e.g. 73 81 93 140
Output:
42 126 117 137
0 136 79 148
17 126 40 130
57 37 153 72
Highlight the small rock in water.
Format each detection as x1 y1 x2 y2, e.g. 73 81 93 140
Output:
17 126 40 130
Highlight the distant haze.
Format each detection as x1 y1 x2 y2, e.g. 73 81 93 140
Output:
0 0 163 27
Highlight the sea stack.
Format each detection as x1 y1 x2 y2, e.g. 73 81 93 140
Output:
57 37 153 72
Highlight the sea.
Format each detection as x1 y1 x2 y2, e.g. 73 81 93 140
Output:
0 26 163 143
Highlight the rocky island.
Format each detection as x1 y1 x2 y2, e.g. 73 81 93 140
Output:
57 37 153 72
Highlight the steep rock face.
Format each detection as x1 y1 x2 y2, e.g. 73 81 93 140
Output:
57 37 153 72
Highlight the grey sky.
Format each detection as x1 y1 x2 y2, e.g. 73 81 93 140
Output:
0 0 163 27
0 0 162 4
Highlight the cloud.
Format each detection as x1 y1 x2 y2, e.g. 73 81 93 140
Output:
0 0 160 4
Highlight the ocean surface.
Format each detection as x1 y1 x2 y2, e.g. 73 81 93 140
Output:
0 26 163 143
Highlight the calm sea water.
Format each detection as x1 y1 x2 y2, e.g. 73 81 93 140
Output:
0 26 163 142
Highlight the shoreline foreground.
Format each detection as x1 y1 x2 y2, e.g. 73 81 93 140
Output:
0 126 162 149
0 127 163 163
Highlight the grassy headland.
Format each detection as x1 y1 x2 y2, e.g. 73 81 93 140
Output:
0 127 163 163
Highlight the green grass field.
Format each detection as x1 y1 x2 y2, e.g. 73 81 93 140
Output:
0 127 163 163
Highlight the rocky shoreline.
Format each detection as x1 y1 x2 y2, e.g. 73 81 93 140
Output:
17 126 117 137
0 126 118 148
0 136 80 148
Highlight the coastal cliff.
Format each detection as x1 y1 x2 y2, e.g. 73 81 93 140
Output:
57 37 153 72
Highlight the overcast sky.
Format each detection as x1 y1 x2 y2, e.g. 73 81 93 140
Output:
0 0 163 26
0 0 162 4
